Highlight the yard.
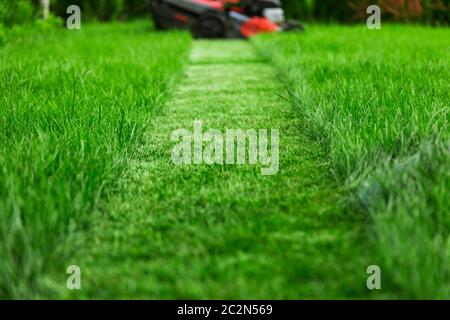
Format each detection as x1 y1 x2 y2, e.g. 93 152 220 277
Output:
0 20 448 299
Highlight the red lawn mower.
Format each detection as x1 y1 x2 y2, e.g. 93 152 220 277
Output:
149 0 303 38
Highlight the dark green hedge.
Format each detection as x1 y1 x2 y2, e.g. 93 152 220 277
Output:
52 0 150 21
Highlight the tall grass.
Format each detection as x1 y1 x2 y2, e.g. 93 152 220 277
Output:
253 25 450 298
0 22 190 298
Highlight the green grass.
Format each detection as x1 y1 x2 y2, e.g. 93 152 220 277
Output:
1 22 448 299
59 40 369 299
252 25 450 298
0 21 191 298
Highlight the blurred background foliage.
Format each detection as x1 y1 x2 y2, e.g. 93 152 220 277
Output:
51 0 150 21
284 0 449 23
0 0 449 28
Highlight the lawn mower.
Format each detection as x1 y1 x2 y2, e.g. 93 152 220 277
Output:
149 0 303 38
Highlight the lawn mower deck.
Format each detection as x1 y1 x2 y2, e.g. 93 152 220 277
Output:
149 0 302 38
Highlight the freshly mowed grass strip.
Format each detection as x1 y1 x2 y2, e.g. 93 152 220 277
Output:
0 22 191 298
252 25 450 298
67 40 369 299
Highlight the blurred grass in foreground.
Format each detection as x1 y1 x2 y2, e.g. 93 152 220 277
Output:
0 21 191 298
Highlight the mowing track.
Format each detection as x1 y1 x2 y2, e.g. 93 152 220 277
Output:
65 40 367 299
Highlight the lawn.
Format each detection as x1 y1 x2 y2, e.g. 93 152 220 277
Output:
252 25 450 298
59 40 368 299
0 22 191 298
0 22 448 299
